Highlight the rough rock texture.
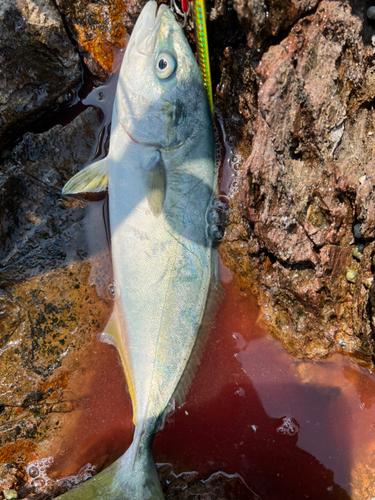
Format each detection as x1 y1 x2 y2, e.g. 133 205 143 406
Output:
0 0 81 148
158 465 258 500
0 106 104 285
54 0 144 78
233 0 320 48
217 0 375 369
0 107 113 495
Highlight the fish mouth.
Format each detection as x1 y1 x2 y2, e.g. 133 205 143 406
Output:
126 1 169 59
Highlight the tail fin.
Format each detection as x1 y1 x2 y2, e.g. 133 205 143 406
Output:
56 429 164 500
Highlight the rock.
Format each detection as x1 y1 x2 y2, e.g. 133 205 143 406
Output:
158 464 257 500
0 106 113 492
54 0 144 79
217 0 375 368
351 448 375 499
0 0 81 148
233 0 320 48
0 106 104 287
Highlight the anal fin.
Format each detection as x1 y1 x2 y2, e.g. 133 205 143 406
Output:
100 311 138 425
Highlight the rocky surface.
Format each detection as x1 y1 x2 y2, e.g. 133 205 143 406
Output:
0 108 113 496
0 0 81 149
158 465 258 500
217 0 375 370
54 0 142 78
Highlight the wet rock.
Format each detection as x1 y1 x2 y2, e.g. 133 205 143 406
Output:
0 106 113 493
0 0 81 148
233 0 320 48
351 451 375 499
0 106 103 286
217 0 375 368
54 0 145 79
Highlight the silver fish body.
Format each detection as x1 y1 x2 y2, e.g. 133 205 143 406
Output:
59 2 215 499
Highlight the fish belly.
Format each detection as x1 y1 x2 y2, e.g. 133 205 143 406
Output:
107 123 213 428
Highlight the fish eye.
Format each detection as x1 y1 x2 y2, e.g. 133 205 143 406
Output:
155 53 176 79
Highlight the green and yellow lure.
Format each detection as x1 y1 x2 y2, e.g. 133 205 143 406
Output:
174 0 213 112
192 0 213 113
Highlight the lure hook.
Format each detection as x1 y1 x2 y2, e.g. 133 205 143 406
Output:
170 0 191 27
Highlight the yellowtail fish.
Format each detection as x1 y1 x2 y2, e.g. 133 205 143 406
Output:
58 1 215 499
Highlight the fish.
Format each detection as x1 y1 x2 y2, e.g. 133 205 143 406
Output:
58 1 216 499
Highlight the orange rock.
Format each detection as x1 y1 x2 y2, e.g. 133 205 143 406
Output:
55 0 140 78
0 440 38 463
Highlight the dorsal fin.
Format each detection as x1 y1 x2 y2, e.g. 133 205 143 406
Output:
162 276 225 425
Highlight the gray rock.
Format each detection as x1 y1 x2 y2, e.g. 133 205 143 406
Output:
0 106 103 287
0 0 81 148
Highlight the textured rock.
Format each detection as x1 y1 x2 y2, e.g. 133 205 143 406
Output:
0 0 81 148
0 107 112 495
233 0 320 48
0 106 104 286
54 0 144 78
158 465 258 500
218 0 375 368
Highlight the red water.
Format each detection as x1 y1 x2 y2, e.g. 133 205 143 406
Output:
48 246 375 499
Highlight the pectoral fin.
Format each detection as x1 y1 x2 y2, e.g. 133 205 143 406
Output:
62 158 108 194
141 150 166 217
145 160 166 217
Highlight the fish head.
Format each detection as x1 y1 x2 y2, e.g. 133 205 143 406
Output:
115 1 208 149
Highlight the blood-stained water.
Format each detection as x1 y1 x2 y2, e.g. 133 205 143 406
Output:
45 243 375 499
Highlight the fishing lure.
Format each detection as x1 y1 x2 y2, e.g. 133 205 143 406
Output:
192 0 214 113
171 0 214 113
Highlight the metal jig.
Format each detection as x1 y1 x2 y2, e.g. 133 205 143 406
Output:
170 0 214 113
192 0 213 113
